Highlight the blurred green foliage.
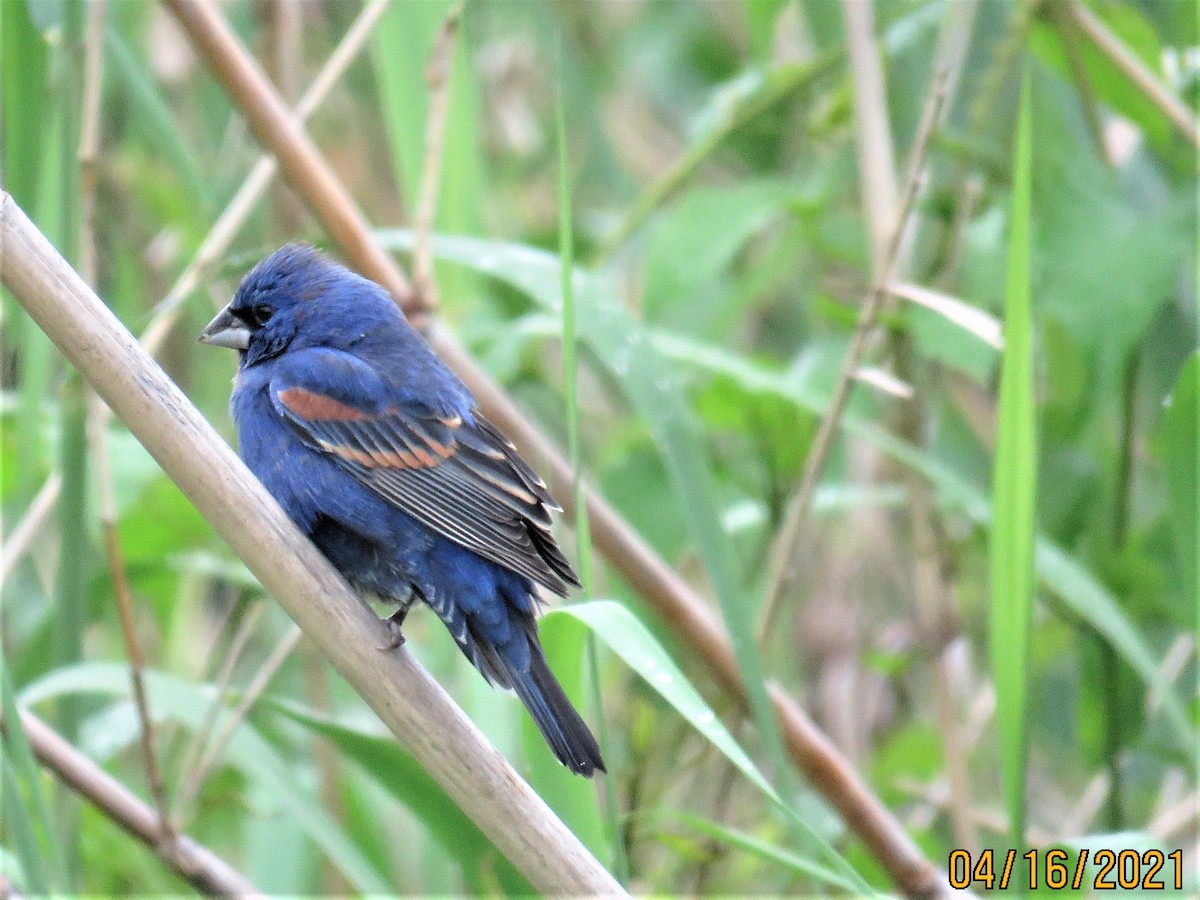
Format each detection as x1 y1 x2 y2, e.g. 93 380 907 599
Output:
1 0 1195 895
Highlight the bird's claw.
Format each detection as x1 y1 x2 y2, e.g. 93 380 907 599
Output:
376 608 408 651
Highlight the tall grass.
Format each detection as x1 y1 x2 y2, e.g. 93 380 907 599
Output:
990 71 1036 859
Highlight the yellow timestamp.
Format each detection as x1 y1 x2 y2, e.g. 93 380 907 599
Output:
948 848 1185 891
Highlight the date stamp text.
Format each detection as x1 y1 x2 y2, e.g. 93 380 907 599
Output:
948 848 1185 891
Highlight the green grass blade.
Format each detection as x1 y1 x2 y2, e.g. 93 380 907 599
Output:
0 656 67 893
52 373 89 882
1157 353 1198 610
990 71 1036 857
53 376 89 744
666 812 861 893
555 57 625 879
1 0 47 209
0 755 49 896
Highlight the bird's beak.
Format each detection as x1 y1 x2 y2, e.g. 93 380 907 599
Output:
198 305 251 351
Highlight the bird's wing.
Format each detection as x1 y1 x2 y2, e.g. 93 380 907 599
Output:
270 376 580 597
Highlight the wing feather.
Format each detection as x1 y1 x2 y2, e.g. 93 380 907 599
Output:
274 384 579 597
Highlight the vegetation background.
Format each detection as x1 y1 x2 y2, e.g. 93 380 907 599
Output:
1 0 1196 895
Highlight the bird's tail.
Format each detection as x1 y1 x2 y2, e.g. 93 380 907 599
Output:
510 643 606 777
443 600 606 777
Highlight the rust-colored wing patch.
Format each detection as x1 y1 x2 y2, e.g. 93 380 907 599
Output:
277 387 370 422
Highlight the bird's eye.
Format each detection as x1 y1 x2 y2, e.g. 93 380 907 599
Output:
252 304 273 326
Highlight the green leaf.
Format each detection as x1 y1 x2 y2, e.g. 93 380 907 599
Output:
0 656 66 894
666 812 860 892
21 663 391 894
1157 353 1198 608
990 72 1036 857
642 180 794 335
268 700 531 895
0 755 49 896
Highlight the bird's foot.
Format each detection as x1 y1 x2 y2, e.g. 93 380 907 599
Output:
377 608 408 651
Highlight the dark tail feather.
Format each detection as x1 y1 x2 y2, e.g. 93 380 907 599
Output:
511 646 606 777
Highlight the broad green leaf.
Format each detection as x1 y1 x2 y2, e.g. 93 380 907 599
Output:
642 180 794 335
1028 75 1187 360
990 74 1035 856
21 663 391 894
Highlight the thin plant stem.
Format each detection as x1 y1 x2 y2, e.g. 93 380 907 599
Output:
0 474 61 586
91 417 175 846
1068 1 1200 148
411 0 464 320
176 626 303 829
756 58 951 642
557 71 628 884
170 601 264 821
842 0 897 271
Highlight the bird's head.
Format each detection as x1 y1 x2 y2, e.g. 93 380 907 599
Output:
199 244 404 367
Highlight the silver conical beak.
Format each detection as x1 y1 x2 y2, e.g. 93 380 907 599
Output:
198 305 251 351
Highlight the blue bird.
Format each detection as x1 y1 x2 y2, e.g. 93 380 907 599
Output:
200 244 604 776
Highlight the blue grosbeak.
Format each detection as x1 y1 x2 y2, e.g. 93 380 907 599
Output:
200 244 604 776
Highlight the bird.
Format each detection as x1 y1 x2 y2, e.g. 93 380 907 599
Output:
199 244 604 777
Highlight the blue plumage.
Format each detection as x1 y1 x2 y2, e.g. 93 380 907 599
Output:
200 244 604 776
